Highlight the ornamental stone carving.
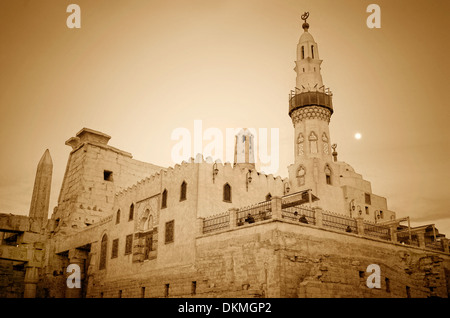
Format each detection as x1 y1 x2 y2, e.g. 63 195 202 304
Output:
291 106 331 125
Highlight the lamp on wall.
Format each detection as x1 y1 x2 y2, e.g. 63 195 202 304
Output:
284 182 291 195
357 205 362 216
246 170 252 191
349 199 355 217
212 163 219 183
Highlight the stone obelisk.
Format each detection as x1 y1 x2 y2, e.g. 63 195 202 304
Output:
29 149 53 222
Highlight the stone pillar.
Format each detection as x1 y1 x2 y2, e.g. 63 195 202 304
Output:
197 218 204 235
314 207 323 228
65 249 88 298
417 232 426 248
441 238 449 254
229 209 238 229
24 266 39 298
271 196 282 220
356 217 365 235
389 225 397 243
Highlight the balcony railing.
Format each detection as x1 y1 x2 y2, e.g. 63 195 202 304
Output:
322 210 357 233
396 230 419 247
199 196 448 254
236 200 272 226
282 205 315 225
203 212 230 234
363 222 391 241
425 240 445 252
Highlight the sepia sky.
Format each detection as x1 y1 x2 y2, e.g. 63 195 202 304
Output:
0 0 449 234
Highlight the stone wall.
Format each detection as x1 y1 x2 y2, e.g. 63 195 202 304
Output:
80 219 450 298
0 260 25 298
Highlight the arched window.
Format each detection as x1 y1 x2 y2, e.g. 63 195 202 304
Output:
223 183 232 202
265 193 272 201
301 46 305 59
297 166 306 186
325 164 332 185
143 210 153 232
309 132 318 154
322 133 329 154
116 209 121 224
297 133 304 156
180 181 187 201
99 234 108 270
311 45 315 59
129 203 134 221
161 189 167 209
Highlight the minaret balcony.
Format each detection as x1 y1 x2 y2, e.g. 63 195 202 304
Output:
289 87 333 117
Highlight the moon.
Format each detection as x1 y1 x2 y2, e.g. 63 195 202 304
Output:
354 133 362 140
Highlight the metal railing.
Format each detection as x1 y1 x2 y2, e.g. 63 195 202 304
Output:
236 201 272 226
425 240 444 252
363 222 391 241
282 206 315 225
396 231 419 247
203 211 230 234
322 210 357 233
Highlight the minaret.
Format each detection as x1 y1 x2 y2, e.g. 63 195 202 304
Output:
288 13 334 190
29 149 53 222
234 128 255 170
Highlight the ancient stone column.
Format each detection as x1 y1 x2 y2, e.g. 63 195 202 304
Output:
24 266 39 298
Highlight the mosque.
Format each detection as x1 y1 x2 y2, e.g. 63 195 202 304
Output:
0 13 449 298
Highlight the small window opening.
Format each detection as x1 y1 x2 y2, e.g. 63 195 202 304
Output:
104 170 113 181
165 284 170 298
191 281 197 295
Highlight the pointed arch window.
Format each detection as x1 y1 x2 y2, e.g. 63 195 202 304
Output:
309 132 318 154
325 164 332 185
223 183 232 202
301 46 305 59
99 234 108 270
297 133 304 156
180 181 187 201
161 189 168 209
116 209 121 224
311 45 315 59
129 203 134 221
322 133 329 154
297 166 306 186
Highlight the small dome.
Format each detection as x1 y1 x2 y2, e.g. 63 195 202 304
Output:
299 30 315 43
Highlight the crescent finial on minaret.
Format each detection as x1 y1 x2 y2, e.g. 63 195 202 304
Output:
301 12 310 31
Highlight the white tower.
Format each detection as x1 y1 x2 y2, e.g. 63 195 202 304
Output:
234 128 255 170
288 13 335 192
